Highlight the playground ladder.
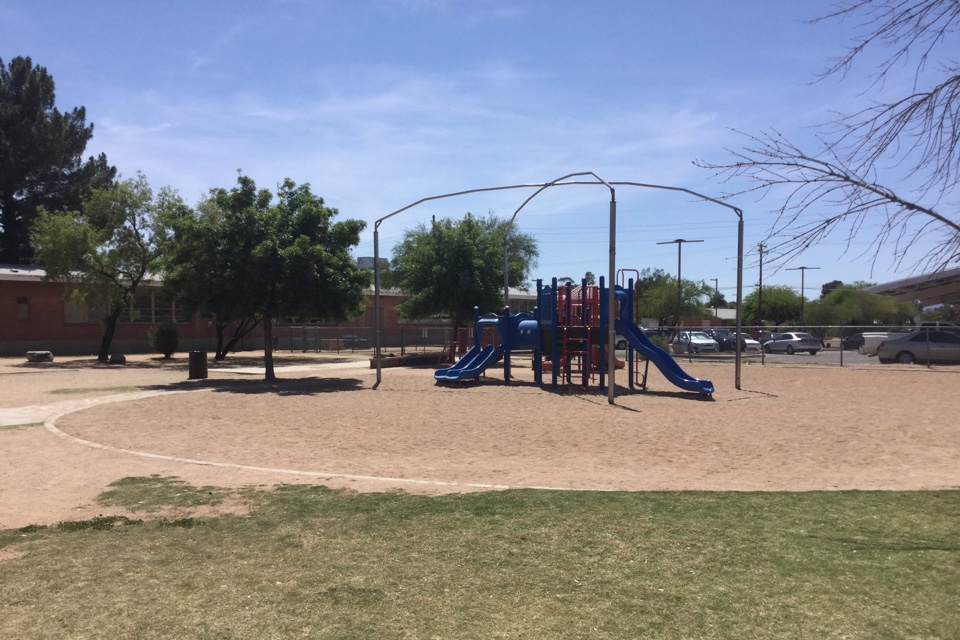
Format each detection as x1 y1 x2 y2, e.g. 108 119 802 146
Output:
559 325 594 387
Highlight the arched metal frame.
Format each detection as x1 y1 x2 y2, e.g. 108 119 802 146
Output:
372 173 744 400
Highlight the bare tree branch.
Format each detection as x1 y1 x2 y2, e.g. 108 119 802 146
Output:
700 1 960 276
695 130 960 273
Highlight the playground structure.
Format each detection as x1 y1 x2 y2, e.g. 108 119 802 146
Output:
373 171 746 401
435 276 714 397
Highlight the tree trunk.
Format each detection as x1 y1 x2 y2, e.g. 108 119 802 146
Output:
263 312 275 381
98 306 124 362
215 323 227 360
216 318 261 360
0 198 23 264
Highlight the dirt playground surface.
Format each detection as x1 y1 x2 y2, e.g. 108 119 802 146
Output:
1 352 958 529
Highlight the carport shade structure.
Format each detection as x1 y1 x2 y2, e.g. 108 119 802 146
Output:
867 266 960 308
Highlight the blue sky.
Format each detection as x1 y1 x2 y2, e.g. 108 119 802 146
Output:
2 0 948 300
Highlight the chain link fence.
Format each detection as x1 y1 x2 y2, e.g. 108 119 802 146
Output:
274 325 455 355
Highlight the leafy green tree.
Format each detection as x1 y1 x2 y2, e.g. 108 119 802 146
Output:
31 174 184 361
584 271 596 286
807 286 916 327
820 280 844 298
636 267 668 292
158 194 263 360
391 213 538 329
636 276 710 327
1 56 115 264
161 175 368 380
742 285 801 326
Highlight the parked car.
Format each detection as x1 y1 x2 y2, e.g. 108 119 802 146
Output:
840 333 863 351
671 331 720 354
702 328 747 352
614 335 628 350
916 321 960 334
876 329 960 364
762 332 821 355
743 336 761 351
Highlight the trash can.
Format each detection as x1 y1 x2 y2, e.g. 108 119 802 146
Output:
188 350 208 379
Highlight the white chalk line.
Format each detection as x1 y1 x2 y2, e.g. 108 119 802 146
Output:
41 389 585 492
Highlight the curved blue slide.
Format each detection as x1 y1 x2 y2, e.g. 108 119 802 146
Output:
615 318 714 395
435 344 506 381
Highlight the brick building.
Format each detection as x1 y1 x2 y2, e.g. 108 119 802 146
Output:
1 266 532 357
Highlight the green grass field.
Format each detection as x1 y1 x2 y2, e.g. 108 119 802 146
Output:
2 478 957 639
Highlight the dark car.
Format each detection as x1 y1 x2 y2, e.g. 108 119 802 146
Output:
840 333 863 351
702 328 745 352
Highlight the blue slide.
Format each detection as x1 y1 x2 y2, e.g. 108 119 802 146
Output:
435 344 506 382
615 318 714 396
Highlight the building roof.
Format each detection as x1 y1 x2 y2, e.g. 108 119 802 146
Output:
866 266 960 308
0 264 46 281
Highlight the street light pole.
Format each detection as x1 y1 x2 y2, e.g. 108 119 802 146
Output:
786 265 820 324
657 238 704 327
757 244 764 327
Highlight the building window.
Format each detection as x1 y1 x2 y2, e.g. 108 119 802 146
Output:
131 293 153 323
17 297 29 321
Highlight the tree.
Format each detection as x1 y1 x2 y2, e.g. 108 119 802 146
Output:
31 174 183 361
921 303 958 322
806 285 916 326
584 271 597 286
821 280 845 298
636 276 710 327
159 194 263 361
391 213 538 328
709 289 728 309
697 1 960 274
742 285 802 326
161 175 369 380
1 56 116 264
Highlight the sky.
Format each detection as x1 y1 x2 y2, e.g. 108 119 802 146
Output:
3 0 954 302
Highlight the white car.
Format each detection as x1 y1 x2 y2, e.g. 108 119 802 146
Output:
671 331 720 354
743 336 761 351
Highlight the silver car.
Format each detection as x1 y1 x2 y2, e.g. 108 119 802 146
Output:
762 332 821 355
876 329 960 364
671 331 720 354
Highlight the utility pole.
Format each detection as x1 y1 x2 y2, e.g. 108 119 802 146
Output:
786 265 820 325
711 278 719 317
657 238 704 327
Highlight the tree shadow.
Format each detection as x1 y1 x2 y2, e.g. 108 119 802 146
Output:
143 376 366 396
434 377 714 401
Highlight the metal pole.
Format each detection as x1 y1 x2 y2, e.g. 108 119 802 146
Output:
657 239 704 328
503 244 510 307
373 224 382 388
607 194 617 405
757 244 764 327
735 217 744 389
786 266 820 325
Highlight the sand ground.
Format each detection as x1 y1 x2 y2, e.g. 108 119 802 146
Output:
1 352 958 529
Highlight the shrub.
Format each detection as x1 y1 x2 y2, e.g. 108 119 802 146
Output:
649 334 671 351
148 321 180 359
